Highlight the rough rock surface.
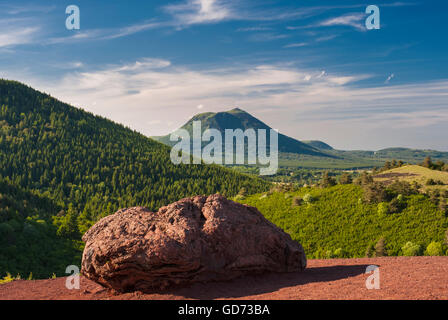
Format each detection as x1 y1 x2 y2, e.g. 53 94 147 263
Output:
81 194 306 292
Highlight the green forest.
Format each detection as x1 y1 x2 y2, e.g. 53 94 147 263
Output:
0 79 270 278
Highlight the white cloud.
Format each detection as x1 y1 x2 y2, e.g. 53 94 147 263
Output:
164 0 233 27
0 18 40 48
317 13 366 31
284 42 308 48
102 21 164 40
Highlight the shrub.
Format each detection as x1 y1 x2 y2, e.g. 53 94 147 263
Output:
355 171 373 186
388 181 418 196
0 272 17 284
365 244 375 258
303 193 314 204
339 173 353 185
388 197 407 214
234 194 245 200
425 241 444 256
426 179 444 186
238 187 247 197
324 248 347 259
292 196 303 207
422 156 432 168
374 237 387 257
377 202 389 216
320 171 337 188
401 241 422 256
363 182 389 204
333 248 347 258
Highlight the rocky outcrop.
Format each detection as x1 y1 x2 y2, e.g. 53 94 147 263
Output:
81 194 306 292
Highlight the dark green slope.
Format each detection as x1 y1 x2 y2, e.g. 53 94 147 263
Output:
153 108 330 157
0 176 80 278
0 80 270 244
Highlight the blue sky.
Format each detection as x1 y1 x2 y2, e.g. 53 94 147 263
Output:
1 0 447 151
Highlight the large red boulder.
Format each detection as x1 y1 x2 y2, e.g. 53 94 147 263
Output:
81 194 306 292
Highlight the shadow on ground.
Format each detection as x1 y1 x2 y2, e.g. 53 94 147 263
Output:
157 264 371 299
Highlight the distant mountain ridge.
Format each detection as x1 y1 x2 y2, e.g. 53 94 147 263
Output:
152 108 448 169
152 108 331 157
303 140 334 151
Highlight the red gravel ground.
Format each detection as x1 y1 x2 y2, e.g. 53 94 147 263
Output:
1 257 447 300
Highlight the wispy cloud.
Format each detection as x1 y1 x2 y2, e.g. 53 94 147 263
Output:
317 13 366 31
103 21 164 40
164 0 234 27
237 26 273 32
1 4 55 15
0 18 40 48
283 33 339 48
315 34 339 42
283 42 308 48
47 20 165 44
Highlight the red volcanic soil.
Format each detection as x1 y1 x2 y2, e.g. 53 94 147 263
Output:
1 257 447 300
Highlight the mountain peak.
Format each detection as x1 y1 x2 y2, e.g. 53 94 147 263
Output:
228 107 246 113
152 106 330 157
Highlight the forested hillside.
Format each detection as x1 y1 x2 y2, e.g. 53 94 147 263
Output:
0 79 270 277
0 177 80 278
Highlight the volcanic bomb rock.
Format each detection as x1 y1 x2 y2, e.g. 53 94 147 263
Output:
81 194 306 292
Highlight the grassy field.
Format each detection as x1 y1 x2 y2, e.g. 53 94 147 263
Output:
374 165 448 191
278 153 383 169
